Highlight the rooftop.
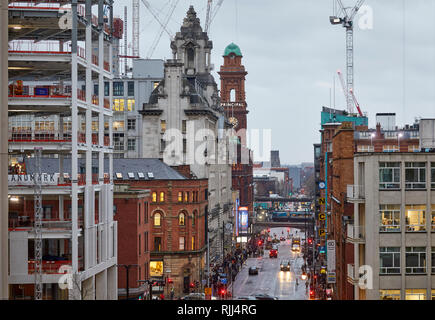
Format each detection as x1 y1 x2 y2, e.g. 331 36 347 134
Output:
224 43 242 57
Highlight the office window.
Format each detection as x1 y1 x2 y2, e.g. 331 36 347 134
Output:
179 237 185 250
104 82 110 96
160 139 166 153
138 203 141 225
205 189 208 200
183 139 187 154
159 192 165 202
383 145 399 152
379 162 400 189
182 120 187 134
405 205 426 232
127 99 135 111
178 192 183 203
432 290 435 300
144 232 148 252
127 81 135 96
113 81 124 96
154 237 162 252
357 145 374 153
431 163 435 189
127 119 136 130
184 191 189 203
160 120 166 133
144 202 148 224
379 204 400 232
408 145 420 152
94 84 99 96
113 133 124 151
113 98 125 112
127 139 136 151
379 290 401 300
432 247 435 274
153 212 161 226
152 192 157 203
405 162 426 189
192 211 196 226
406 247 426 274
138 234 141 256
179 212 185 226
192 236 195 251
380 247 400 274
405 289 426 300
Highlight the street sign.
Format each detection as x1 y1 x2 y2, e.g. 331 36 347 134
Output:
319 229 326 237
327 272 336 284
318 181 326 189
318 213 326 221
318 198 325 205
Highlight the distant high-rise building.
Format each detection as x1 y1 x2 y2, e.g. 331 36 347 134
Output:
271 150 281 168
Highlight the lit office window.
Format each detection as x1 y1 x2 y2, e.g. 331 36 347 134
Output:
379 204 400 232
379 290 401 300
405 289 427 300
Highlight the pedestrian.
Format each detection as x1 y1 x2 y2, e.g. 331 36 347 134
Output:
170 287 174 300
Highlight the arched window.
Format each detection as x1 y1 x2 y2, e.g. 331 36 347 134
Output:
230 89 236 102
154 212 161 226
159 192 165 202
179 212 185 226
152 192 157 203
187 47 195 69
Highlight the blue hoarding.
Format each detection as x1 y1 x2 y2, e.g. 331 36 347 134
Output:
239 207 249 234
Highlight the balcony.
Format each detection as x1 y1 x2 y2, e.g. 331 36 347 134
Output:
347 264 358 285
346 185 365 202
28 256 84 274
346 224 365 243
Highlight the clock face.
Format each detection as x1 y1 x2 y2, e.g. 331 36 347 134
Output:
229 117 239 128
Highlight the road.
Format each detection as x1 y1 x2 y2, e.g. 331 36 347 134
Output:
232 227 309 300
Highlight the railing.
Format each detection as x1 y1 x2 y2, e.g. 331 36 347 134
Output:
9 130 87 143
92 174 99 185
8 84 71 99
104 61 110 72
347 224 365 242
346 185 365 201
28 256 84 274
92 53 99 66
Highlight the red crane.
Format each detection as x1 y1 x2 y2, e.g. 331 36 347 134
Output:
337 70 363 117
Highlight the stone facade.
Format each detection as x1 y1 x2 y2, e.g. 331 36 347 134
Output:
140 6 233 265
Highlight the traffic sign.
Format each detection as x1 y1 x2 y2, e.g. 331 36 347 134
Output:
318 213 326 221
318 198 325 205
318 181 326 189
319 229 326 237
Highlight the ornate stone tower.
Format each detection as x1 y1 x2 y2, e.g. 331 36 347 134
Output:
218 43 248 137
219 43 253 217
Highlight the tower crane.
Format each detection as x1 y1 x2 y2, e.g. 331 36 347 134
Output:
146 0 179 58
204 0 225 34
330 0 365 115
337 70 363 117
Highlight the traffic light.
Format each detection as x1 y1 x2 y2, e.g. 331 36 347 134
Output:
167 278 173 284
310 289 315 299
189 282 195 288
308 238 313 245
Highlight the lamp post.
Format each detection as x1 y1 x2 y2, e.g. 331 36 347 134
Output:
118 264 138 300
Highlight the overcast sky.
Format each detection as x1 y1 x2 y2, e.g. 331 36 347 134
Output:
114 0 435 165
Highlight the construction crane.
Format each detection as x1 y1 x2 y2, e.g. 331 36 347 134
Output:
337 70 363 117
146 0 180 59
330 0 365 115
34 147 43 300
141 0 173 39
204 0 225 34
132 0 140 58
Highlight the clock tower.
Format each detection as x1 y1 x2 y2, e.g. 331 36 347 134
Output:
219 43 253 217
218 43 248 141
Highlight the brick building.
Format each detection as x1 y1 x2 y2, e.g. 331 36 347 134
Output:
318 110 422 300
112 158 208 299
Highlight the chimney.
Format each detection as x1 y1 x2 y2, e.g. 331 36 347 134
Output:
376 123 381 136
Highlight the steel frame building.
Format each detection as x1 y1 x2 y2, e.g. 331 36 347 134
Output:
7 0 117 300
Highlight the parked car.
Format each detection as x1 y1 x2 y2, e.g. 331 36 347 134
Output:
248 266 259 275
234 296 257 300
180 293 205 300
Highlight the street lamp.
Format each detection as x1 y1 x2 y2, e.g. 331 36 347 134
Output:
117 264 138 300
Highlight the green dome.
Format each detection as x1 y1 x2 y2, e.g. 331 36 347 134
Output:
224 43 242 57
